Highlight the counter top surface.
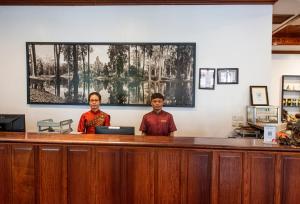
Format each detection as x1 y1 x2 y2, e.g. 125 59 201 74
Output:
0 132 299 151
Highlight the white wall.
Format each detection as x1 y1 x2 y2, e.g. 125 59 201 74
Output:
0 5 273 137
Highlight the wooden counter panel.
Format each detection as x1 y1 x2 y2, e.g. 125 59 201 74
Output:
0 144 11 204
1 133 300 204
216 152 243 204
38 145 66 204
122 148 155 204
281 154 300 204
95 147 121 204
247 152 276 204
183 150 212 204
11 145 35 204
67 146 93 204
1 132 300 152
156 149 182 204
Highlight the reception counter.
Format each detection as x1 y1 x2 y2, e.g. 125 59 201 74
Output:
0 132 300 204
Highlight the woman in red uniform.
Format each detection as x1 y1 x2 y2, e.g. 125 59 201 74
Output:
77 92 110 134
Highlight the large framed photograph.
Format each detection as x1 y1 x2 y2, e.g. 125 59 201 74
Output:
217 68 239 84
250 86 269 106
199 68 215 89
26 42 196 107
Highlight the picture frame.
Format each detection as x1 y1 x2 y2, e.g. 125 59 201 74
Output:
250 86 269 106
217 68 239 84
26 42 196 107
199 68 215 89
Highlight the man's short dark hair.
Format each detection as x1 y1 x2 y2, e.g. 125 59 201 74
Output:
151 93 164 101
88 92 101 102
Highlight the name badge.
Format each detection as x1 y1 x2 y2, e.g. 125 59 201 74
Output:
160 120 167 123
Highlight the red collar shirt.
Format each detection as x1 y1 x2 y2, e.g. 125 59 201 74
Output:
77 110 110 134
139 110 177 136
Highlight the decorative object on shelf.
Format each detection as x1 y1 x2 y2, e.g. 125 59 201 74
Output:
216 68 239 84
26 42 196 107
281 75 300 122
287 98 292 106
282 109 297 122
283 98 287 106
277 114 300 146
199 68 215 89
250 86 269 106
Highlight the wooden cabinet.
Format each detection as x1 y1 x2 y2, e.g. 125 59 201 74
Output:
183 150 212 204
212 151 244 204
11 144 36 204
280 153 300 204
281 75 300 121
68 146 94 204
1 138 300 204
246 152 276 204
38 145 66 204
122 148 155 204
156 149 182 204
0 144 11 204
95 147 121 204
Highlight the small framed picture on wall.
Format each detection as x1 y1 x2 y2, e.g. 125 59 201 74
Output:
199 68 215 90
250 86 269 106
217 68 239 84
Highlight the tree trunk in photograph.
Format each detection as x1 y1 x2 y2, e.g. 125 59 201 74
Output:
88 45 90 95
73 45 79 102
81 47 86 101
54 45 61 97
31 45 37 78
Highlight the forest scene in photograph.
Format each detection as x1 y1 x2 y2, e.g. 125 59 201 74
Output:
27 42 195 106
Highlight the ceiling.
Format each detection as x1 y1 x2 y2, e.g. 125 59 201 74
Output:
272 0 300 53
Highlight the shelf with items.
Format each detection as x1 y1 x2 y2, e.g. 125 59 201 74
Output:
281 75 300 122
283 90 300 92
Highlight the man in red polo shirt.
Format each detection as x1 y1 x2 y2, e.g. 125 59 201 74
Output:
140 93 177 136
77 92 110 134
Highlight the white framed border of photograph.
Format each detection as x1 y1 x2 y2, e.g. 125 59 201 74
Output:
199 68 215 90
250 86 269 106
217 68 239 84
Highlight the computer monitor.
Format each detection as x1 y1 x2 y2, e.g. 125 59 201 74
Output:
0 114 26 132
95 126 135 135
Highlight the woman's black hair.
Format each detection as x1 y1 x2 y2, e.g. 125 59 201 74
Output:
88 92 101 102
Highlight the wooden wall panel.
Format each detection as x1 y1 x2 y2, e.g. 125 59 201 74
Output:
38 145 66 204
184 150 212 204
247 152 276 204
4 139 300 204
68 146 93 204
215 151 243 204
156 149 182 204
95 147 121 204
0 144 11 204
281 154 300 204
122 148 155 204
12 145 36 204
